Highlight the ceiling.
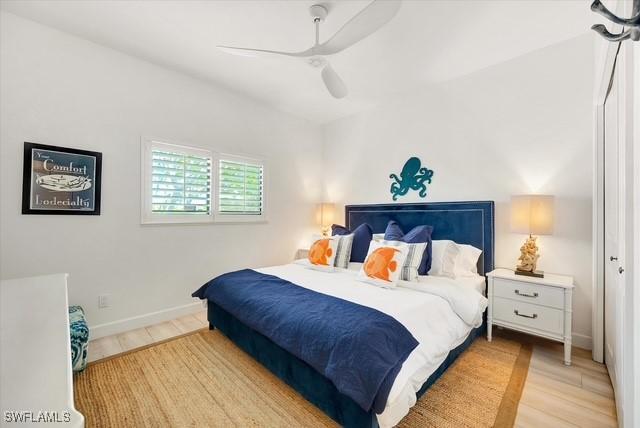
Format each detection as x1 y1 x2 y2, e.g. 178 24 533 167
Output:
1 0 595 124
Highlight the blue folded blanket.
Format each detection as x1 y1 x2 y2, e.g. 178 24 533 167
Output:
192 269 418 413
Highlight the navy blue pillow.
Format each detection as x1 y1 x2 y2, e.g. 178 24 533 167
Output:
331 223 373 263
384 220 433 275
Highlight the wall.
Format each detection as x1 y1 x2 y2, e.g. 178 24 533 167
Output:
322 34 595 348
0 12 323 337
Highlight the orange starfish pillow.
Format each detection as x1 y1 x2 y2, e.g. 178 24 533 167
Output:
308 238 338 271
358 240 409 288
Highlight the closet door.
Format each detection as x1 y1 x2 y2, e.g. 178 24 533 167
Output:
603 63 622 391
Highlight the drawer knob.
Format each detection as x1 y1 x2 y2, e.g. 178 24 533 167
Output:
515 289 539 298
514 309 538 319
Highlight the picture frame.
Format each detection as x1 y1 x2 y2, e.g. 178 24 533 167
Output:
22 142 102 215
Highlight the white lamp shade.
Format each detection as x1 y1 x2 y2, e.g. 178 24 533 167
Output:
318 203 335 228
511 195 554 235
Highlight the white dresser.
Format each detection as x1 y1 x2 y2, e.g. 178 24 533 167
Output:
0 274 84 427
487 268 574 365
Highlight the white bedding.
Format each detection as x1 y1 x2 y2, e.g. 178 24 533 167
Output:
257 261 487 427
348 262 487 295
451 275 488 295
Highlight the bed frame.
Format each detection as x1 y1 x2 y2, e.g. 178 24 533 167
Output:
207 201 495 428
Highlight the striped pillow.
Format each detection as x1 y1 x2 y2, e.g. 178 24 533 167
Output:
332 233 354 269
382 240 427 282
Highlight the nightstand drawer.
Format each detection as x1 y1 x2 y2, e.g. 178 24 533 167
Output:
493 277 564 309
493 297 564 336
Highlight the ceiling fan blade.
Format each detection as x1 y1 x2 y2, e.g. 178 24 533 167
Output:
217 45 312 58
321 63 348 99
315 0 401 56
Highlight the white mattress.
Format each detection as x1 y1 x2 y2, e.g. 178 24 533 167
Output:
257 261 487 427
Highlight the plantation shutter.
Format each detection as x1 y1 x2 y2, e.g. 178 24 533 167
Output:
218 158 264 215
151 149 212 215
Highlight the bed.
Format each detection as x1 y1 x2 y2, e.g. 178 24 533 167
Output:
196 201 494 428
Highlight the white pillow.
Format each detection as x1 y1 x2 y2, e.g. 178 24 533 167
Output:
332 233 354 269
454 244 482 277
429 240 460 278
381 240 427 282
307 237 338 272
372 233 385 241
347 262 363 272
358 240 409 288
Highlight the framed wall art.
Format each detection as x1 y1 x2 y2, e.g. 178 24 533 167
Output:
22 142 102 215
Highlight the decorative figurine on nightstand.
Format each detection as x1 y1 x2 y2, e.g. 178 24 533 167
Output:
510 195 554 278
516 236 540 275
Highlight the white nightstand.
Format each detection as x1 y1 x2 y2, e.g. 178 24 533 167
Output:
487 268 574 365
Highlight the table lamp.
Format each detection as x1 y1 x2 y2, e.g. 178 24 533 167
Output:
510 195 554 278
318 203 335 237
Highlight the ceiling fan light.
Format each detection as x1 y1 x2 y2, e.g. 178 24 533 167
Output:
307 56 326 68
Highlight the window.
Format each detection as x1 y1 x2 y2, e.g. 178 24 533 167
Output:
141 138 266 224
216 155 265 222
141 138 213 224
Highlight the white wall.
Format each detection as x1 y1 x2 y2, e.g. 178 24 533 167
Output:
0 12 323 336
322 34 595 348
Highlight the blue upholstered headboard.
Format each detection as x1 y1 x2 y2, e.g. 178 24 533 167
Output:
345 201 495 275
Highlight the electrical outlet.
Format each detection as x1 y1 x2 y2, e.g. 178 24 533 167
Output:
98 294 110 308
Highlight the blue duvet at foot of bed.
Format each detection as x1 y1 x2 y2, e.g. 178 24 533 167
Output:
192 269 418 413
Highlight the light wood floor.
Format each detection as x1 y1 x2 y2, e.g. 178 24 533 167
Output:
87 314 617 427
87 311 208 362
513 332 618 428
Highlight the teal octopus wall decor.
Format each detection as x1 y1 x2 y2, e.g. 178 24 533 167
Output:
389 157 434 201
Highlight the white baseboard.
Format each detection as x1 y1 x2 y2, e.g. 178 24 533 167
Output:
89 301 205 340
572 332 592 350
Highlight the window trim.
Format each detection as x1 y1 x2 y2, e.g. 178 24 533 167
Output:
141 137 214 225
214 153 267 224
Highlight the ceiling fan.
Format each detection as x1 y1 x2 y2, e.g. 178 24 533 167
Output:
217 1 402 99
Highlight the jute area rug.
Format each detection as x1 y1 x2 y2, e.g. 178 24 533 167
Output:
74 330 531 427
